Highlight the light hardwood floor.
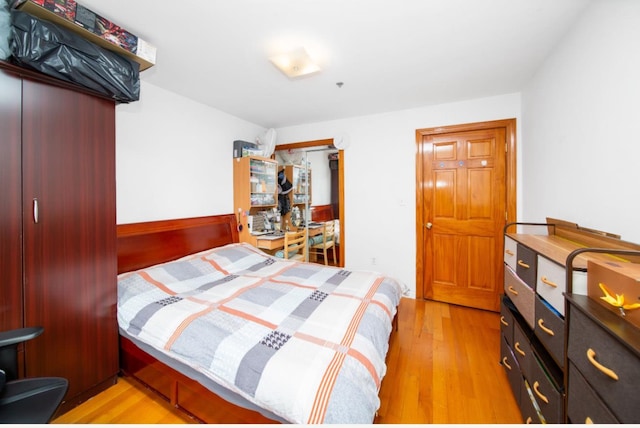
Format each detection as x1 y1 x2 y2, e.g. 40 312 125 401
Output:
53 297 522 424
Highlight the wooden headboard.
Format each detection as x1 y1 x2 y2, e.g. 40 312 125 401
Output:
310 204 335 222
117 214 239 274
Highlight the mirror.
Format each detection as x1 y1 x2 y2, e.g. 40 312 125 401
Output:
274 139 344 267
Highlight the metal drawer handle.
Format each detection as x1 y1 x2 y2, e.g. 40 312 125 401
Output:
540 276 558 288
587 348 619 381
508 286 519 296
517 260 530 269
585 417 593 424
514 342 526 356
33 198 39 224
537 318 555 336
500 316 509 327
502 357 512 370
533 381 549 404
505 249 515 256
525 416 532 424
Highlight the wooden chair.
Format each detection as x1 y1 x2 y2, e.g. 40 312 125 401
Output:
275 229 307 261
309 221 336 266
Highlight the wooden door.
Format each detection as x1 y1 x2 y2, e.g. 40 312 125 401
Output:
21 78 119 407
416 120 516 312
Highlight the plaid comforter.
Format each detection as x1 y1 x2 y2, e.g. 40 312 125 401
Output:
117 242 403 424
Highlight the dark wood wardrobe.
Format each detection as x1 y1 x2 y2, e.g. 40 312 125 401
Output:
0 61 118 414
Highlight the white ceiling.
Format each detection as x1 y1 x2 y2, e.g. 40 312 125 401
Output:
79 0 592 128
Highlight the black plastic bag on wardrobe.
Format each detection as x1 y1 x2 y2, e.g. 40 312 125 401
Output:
10 9 139 102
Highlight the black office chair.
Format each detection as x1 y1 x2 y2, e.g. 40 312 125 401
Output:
0 327 68 424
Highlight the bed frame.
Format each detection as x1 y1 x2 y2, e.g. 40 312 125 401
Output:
309 204 335 222
117 214 277 423
117 214 239 274
116 213 396 423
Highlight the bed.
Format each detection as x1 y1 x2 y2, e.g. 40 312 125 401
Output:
116 214 403 424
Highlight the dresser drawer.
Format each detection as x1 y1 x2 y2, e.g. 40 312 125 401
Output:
500 296 515 346
536 256 566 315
520 380 542 424
528 351 563 423
501 335 522 407
516 244 537 289
567 361 619 424
571 269 588 295
534 295 565 369
568 303 640 422
504 265 535 328
512 321 533 380
504 235 518 271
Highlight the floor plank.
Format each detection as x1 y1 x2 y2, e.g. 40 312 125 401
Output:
52 376 196 424
53 297 521 424
375 298 522 424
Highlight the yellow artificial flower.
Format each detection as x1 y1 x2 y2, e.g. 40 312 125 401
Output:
598 282 640 311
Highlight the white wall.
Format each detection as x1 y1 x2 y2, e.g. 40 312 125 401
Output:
276 94 522 296
115 83 520 297
116 81 264 224
307 149 332 206
521 0 640 244
112 0 640 300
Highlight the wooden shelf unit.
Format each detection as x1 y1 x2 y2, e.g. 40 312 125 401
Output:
233 156 278 243
285 164 312 206
282 164 311 228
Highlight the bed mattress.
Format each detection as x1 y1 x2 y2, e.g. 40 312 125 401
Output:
117 242 403 424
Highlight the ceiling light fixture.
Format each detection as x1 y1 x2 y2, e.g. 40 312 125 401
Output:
269 47 321 79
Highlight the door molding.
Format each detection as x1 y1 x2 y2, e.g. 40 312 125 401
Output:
415 119 517 300
274 139 345 267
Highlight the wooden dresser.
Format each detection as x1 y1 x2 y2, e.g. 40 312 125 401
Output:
566 294 640 423
499 219 640 423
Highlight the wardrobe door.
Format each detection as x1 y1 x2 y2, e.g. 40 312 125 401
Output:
21 78 118 406
0 70 23 333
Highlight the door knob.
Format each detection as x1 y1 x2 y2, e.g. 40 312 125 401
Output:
426 222 433 229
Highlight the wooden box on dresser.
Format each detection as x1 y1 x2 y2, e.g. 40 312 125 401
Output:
499 219 640 424
0 61 118 415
